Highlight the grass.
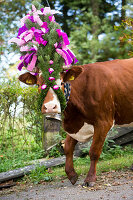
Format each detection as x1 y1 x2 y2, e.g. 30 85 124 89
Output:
0 147 45 173
45 154 133 180
97 154 133 175
23 145 133 184
0 137 132 185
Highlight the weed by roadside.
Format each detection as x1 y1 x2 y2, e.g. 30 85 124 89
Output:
23 165 53 184
0 148 45 173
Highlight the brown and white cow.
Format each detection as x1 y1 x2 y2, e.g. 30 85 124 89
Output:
19 58 133 186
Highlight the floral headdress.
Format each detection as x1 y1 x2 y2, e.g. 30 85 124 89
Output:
9 1 78 112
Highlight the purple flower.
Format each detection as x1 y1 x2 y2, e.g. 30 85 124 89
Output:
18 61 24 71
40 8 44 13
24 53 34 65
41 22 49 33
29 15 34 23
67 49 78 64
41 40 48 46
29 47 36 52
17 24 28 38
56 29 70 45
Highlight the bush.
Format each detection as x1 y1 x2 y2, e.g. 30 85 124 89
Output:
82 138 133 161
0 78 42 151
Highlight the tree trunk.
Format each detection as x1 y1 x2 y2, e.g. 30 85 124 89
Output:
62 3 70 36
90 0 100 61
121 0 126 21
91 0 99 37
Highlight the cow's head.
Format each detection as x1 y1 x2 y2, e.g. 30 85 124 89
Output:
19 66 82 118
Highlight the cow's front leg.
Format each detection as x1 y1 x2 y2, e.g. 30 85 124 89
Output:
83 120 113 187
64 134 78 185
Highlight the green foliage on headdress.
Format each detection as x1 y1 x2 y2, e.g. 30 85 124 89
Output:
38 81 66 112
27 1 67 112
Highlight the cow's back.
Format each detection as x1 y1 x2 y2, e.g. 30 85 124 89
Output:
109 58 133 124
68 58 133 126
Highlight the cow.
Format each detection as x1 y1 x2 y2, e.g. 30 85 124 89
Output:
19 58 133 187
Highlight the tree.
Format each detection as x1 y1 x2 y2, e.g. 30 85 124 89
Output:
66 0 132 63
0 0 32 60
40 0 132 63
0 0 132 66
115 17 133 57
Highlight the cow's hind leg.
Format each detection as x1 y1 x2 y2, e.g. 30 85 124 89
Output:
83 120 113 187
64 135 78 185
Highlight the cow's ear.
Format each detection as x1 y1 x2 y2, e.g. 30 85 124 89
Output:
63 66 83 82
19 72 37 85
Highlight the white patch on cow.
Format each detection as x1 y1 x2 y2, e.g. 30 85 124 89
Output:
44 87 61 114
67 121 133 142
67 123 94 143
67 121 133 143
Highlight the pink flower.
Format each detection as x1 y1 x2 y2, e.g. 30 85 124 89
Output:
49 77 55 81
53 85 59 90
41 84 47 90
54 42 58 48
49 60 54 64
41 22 49 33
49 15 55 22
48 68 54 74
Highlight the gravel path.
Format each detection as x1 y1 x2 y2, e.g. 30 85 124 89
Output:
0 170 132 200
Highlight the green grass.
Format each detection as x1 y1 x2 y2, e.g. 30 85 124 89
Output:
23 145 133 184
97 154 133 175
0 147 45 173
74 154 133 176
0 140 133 185
46 154 133 181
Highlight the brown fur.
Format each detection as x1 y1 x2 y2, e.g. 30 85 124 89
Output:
63 58 133 186
19 72 37 85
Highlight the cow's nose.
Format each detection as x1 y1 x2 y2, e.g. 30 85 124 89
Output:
42 103 57 113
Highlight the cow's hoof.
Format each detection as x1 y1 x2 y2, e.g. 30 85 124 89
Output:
82 181 95 187
69 173 78 185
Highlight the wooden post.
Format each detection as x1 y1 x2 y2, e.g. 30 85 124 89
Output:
42 115 61 152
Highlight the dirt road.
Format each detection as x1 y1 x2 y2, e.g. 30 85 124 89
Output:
0 170 132 200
